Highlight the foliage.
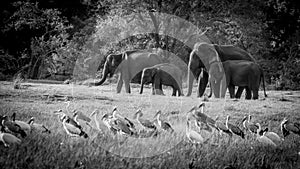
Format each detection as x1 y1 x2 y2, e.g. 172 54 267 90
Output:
0 0 299 89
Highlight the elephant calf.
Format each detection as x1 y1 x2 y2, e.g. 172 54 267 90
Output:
140 63 183 96
209 60 267 99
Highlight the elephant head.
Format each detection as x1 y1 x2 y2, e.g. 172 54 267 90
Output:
187 43 220 97
94 53 123 86
140 68 156 94
208 61 226 98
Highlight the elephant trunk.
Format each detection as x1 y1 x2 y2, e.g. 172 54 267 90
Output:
92 64 110 86
186 68 194 96
140 80 144 94
93 73 107 86
198 70 209 97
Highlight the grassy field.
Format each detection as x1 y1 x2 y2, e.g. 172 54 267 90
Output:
0 81 300 169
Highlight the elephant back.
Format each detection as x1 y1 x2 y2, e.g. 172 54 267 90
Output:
213 45 256 62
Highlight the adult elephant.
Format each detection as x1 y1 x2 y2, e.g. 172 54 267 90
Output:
209 60 267 99
93 50 163 93
140 63 183 96
186 42 256 98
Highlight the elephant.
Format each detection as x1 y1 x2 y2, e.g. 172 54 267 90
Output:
208 60 267 99
140 63 183 96
93 50 163 93
186 42 256 98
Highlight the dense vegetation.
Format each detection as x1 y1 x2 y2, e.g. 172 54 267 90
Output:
0 0 299 89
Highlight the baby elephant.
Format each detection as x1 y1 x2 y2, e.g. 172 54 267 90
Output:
209 60 267 99
140 63 183 96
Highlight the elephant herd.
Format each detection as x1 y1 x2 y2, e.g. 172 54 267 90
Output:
93 42 267 100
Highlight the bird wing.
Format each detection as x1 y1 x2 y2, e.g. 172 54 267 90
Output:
2 133 21 145
115 120 133 135
63 122 82 136
215 121 228 132
248 124 258 133
257 136 277 147
124 117 135 128
264 132 282 143
141 119 156 129
77 113 92 123
228 123 244 138
15 121 31 131
188 130 204 143
162 121 173 131
286 123 300 134
66 117 82 129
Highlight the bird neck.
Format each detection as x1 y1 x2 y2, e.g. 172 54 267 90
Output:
256 123 262 136
242 119 247 129
186 121 190 134
156 114 161 122
225 116 229 128
112 111 117 119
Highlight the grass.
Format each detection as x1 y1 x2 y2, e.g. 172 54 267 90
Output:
0 81 300 169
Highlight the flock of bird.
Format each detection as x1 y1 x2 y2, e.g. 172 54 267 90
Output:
0 112 51 147
1 102 300 148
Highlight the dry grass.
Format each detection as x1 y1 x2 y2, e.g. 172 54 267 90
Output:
0 81 300 169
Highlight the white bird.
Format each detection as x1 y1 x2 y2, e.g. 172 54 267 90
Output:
242 115 266 136
225 115 245 139
27 117 51 133
60 114 88 138
11 112 31 134
101 113 118 135
54 110 88 138
256 123 277 147
260 127 283 145
186 118 205 144
189 104 217 131
134 109 157 131
89 109 103 132
154 110 174 133
0 131 22 147
281 117 300 138
1 115 27 138
112 107 136 134
214 116 232 136
73 110 93 128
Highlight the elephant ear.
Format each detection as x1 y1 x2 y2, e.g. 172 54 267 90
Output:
151 68 157 78
207 48 223 73
111 53 124 67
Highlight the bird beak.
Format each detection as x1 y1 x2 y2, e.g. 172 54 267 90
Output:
242 116 247 122
198 102 205 108
187 106 196 114
90 109 98 117
154 110 160 117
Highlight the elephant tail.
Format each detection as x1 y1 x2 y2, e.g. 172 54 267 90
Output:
260 69 268 98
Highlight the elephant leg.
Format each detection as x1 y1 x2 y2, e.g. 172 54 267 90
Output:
212 80 221 98
116 75 123 93
153 76 163 95
228 85 235 98
152 83 155 95
198 71 209 97
124 79 131 93
208 81 213 98
220 75 227 98
252 88 259 100
245 87 252 100
235 87 244 99
172 87 176 96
